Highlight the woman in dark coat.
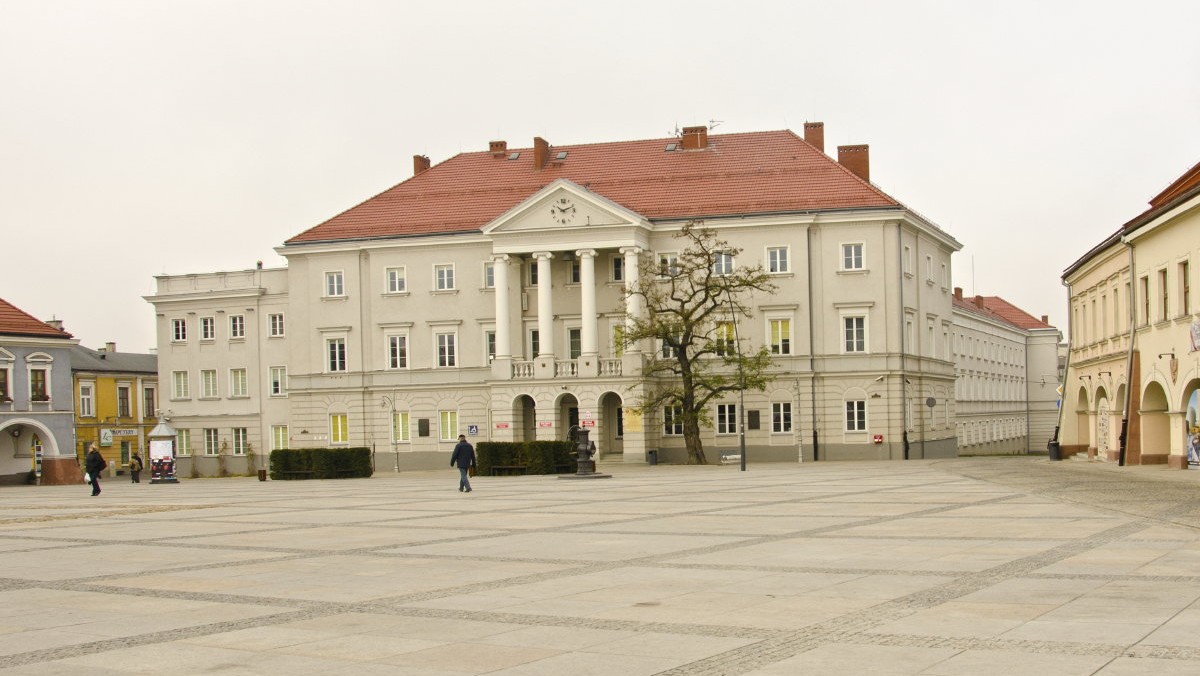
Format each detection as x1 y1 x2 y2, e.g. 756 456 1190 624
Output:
85 443 107 496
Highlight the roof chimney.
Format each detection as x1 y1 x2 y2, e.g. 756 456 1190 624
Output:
104 341 116 353
803 122 825 153
973 295 985 309
954 287 963 300
680 125 708 150
1041 315 1049 324
413 155 431 176
838 144 870 182
45 319 63 331
489 140 507 156
533 137 550 169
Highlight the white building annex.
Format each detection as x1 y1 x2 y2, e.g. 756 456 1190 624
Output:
147 124 965 473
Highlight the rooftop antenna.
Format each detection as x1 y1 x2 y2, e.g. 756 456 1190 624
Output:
708 119 724 130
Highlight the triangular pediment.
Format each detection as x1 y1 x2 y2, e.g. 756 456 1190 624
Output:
484 180 649 234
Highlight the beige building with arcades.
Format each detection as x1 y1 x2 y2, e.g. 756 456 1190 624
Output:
148 124 965 472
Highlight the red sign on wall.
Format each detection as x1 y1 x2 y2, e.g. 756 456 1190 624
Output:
494 423 510 429
873 434 884 444
581 420 595 428
537 421 553 428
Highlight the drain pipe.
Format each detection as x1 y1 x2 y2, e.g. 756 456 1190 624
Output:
807 224 819 461
899 225 910 460
1118 239 1137 466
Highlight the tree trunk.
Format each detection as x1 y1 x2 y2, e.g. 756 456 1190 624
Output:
683 419 707 465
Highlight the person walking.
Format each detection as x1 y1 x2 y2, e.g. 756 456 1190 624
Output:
84 443 107 496
129 451 143 483
450 434 476 493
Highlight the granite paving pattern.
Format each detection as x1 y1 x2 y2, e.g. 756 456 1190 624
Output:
0 457 1199 674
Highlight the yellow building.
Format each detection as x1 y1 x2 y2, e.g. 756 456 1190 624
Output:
71 342 157 476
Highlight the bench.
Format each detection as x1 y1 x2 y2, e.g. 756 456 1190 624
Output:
490 465 527 476
719 454 742 465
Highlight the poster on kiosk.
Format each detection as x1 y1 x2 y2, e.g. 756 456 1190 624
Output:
148 417 181 484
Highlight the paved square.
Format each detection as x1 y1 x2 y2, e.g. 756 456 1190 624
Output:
2 457 1199 674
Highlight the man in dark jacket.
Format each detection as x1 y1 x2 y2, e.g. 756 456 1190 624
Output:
450 434 476 493
84 443 107 496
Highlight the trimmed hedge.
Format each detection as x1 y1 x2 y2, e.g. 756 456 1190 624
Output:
476 441 576 476
269 447 373 480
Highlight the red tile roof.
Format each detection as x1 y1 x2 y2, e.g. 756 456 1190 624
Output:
0 298 73 339
953 294 1053 330
286 130 900 244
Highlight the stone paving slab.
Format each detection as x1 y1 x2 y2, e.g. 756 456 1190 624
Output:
1 457 1200 674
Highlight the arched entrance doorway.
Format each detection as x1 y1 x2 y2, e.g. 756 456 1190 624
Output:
598 391 624 459
1096 390 1110 461
1073 386 1090 456
1183 380 1199 469
1141 381 1170 464
557 393 579 440
513 395 536 442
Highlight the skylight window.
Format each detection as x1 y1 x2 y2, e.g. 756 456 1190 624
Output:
665 142 678 151
555 151 568 160
508 152 520 160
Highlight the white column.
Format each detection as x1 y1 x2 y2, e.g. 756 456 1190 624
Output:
492 254 511 358
533 252 555 357
621 246 643 351
578 249 598 356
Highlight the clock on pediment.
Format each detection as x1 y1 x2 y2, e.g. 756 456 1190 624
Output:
549 196 577 224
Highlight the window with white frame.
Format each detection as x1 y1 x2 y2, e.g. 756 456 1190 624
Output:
611 255 624 282
327 338 347 372
612 324 625 357
268 313 285 337
325 271 345 297
527 260 539 286
436 332 457 367
658 252 679 277
229 368 248 397
269 366 287 396
434 264 455 291
386 266 407 293
0 357 10 402
201 369 218 398
568 328 582 359
204 428 220 455
903 245 913 276
663 405 683 435
569 259 581 284
712 322 736 356
925 255 934 282
484 330 496 362
271 425 288 450
528 329 540 358
142 386 156 420
716 403 737 434
439 410 458 441
843 315 866 353
172 371 189 399
117 385 131 417
387 335 408 369
392 411 410 443
482 262 495 288
232 427 247 455
772 402 792 433
229 314 245 339
176 428 191 456
200 316 215 340
941 262 949 288
172 318 187 342
841 243 864 271
767 246 789 273
713 251 734 275
79 383 95 417
845 400 867 432
330 414 348 444
769 318 791 355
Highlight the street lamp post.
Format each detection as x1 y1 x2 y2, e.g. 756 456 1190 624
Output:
723 282 747 472
380 392 399 473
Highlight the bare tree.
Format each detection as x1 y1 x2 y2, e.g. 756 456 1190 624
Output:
621 221 777 464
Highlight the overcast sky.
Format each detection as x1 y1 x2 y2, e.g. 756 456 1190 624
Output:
3 0 1199 353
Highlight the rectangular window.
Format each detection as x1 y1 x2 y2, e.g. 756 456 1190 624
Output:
79 383 95 417
843 316 866 353
485 330 496 362
663 405 683 435
0 368 8 401
1182 260 1192 317
483 262 495 288
716 403 737 434
611 255 624 282
568 328 582 359
658 252 679 277
172 371 189 399
386 266 407 293
325 271 345 297
570 259 581 284
528 260 539 286
436 332 457 367
845 400 867 432
271 425 288 451
435 264 455 291
330 414 348 444
388 335 408 369
201 369 218 398
232 428 247 455
269 366 287 396
439 410 458 441
172 318 187 342
1140 276 1150 325
941 262 949 288
842 243 864 270
117 385 131 417
772 402 792 433
713 322 736 356
612 325 625 357
268 313 285 337
204 428 220 456
767 246 789 273
201 316 215 340
769 318 791 355
529 329 540 358
713 252 734 275
229 368 247 397
229 314 245 339
925 255 934 282
392 411 410 443
327 338 347 372
1159 268 1169 321
143 386 155 419
903 245 912 275
176 429 191 456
